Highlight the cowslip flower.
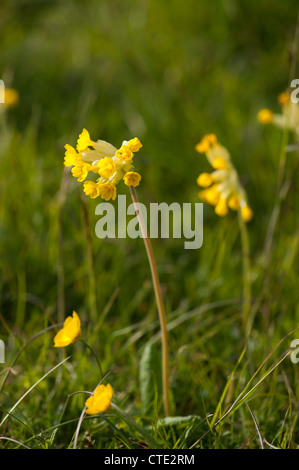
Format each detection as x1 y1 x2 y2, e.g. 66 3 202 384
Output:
64 129 142 201
195 134 253 222
53 311 81 347
0 88 19 108
257 91 299 139
85 383 113 415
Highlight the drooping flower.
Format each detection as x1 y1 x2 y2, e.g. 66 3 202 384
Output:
195 134 253 222
123 171 142 187
85 383 113 415
53 311 82 347
257 91 299 139
64 129 142 200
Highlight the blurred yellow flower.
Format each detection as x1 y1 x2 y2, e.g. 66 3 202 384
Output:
2 88 19 108
257 91 299 138
53 311 81 347
85 383 113 415
195 134 253 222
64 130 142 200
257 109 274 124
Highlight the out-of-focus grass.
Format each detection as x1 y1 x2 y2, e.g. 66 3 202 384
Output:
0 0 299 449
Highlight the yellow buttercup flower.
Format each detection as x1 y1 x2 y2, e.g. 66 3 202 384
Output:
64 130 142 200
85 383 113 415
195 135 253 222
257 91 299 139
53 311 81 347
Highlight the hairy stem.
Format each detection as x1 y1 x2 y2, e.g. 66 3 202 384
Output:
129 186 170 416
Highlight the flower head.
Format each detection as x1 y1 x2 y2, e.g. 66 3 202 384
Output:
85 383 113 415
53 311 81 347
64 130 142 200
195 135 253 222
257 91 299 138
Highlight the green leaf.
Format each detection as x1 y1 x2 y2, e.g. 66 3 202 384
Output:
139 341 162 415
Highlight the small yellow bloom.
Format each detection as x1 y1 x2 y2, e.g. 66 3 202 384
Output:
215 197 228 217
228 194 240 211
257 109 274 124
241 205 253 222
98 157 116 178
200 184 220 206
211 157 228 170
115 144 133 162
54 311 81 347
258 92 299 139
278 92 290 106
2 88 19 107
196 173 213 188
64 145 81 167
195 133 218 154
85 383 113 415
71 162 91 182
83 181 100 199
123 171 141 187
77 128 93 152
98 182 117 201
126 137 143 153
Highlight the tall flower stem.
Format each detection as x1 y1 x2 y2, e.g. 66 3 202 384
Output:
238 212 251 336
129 186 170 417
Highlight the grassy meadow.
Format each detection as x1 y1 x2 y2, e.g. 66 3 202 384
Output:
1 0 299 449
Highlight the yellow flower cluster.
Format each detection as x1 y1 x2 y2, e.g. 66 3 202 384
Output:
257 92 299 138
195 134 253 222
64 129 142 201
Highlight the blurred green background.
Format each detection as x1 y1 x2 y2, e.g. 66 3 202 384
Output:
1 0 299 448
